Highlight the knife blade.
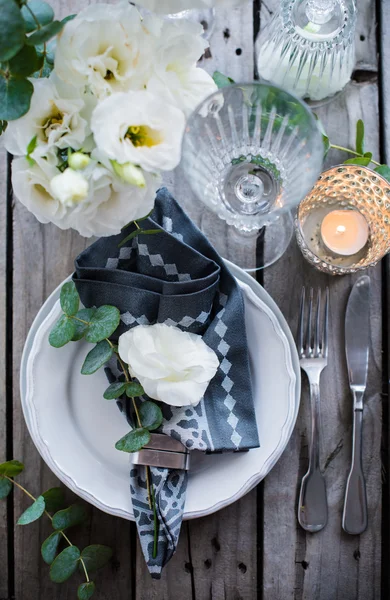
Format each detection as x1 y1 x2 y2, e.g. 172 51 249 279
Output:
342 275 370 535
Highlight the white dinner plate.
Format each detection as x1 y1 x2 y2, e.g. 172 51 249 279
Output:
21 261 300 520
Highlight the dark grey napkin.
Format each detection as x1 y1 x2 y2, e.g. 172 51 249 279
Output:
73 189 259 577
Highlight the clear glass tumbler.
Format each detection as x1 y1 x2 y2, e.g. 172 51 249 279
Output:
256 0 356 103
181 82 324 270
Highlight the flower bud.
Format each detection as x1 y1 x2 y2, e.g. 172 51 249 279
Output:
111 160 146 188
50 168 89 207
68 151 91 170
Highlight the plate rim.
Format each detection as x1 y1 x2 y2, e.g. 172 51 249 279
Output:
21 262 301 520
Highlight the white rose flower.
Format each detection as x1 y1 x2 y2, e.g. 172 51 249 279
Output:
55 2 147 98
11 158 160 237
118 323 220 407
91 90 185 172
146 19 217 116
50 168 89 207
3 77 92 158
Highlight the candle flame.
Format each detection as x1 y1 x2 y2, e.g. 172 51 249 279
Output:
336 225 346 234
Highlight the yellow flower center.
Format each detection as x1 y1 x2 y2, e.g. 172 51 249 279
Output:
125 125 162 148
40 105 64 140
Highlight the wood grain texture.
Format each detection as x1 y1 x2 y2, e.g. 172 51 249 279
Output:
261 0 382 597
0 148 9 599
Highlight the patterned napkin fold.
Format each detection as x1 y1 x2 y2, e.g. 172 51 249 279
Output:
73 188 260 577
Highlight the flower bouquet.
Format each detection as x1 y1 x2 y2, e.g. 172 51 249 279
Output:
2 0 217 236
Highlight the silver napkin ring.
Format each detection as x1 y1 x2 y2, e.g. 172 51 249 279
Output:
132 433 190 470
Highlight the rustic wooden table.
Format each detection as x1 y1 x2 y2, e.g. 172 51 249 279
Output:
1 0 388 598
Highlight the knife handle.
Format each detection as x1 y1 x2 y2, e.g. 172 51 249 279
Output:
342 409 368 535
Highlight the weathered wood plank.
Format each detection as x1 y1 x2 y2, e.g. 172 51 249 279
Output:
262 0 382 596
0 148 9 599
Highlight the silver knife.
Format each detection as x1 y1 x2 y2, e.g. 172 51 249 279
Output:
342 275 370 535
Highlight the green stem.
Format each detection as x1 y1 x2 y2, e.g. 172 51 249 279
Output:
39 42 46 78
330 144 381 167
134 221 141 230
6 476 90 583
25 4 41 29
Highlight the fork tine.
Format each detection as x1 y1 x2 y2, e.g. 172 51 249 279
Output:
322 287 329 357
305 288 314 357
298 287 305 356
314 288 321 356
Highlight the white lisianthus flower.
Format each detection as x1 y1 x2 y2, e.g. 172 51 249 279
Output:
11 157 160 237
146 19 217 116
55 2 146 99
3 77 92 157
118 323 219 407
91 91 185 172
50 168 89 207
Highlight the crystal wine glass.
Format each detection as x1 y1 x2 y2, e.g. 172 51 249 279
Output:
180 82 324 270
256 0 356 104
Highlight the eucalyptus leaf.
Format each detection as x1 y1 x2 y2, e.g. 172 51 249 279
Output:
72 308 95 341
78 581 96 600
103 382 127 400
49 314 75 348
81 340 113 375
80 545 113 572
0 0 26 61
0 77 33 121
52 503 87 530
41 531 61 564
62 14 76 25
42 487 65 512
9 45 42 77
375 164 390 182
125 382 144 398
213 71 235 88
139 401 163 431
115 428 151 453
85 306 120 343
0 459 24 477
50 545 80 583
355 119 365 155
17 495 45 525
60 281 79 316
26 20 64 46
22 0 54 33
118 229 161 248
0 477 13 499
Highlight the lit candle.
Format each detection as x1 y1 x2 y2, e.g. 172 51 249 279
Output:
320 210 369 256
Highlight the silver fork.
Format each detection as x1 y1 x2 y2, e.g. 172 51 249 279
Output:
297 287 329 532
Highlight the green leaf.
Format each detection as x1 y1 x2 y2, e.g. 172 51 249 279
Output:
50 546 80 583
81 340 113 375
343 156 372 166
27 134 37 156
0 477 13 499
62 14 76 25
118 228 161 248
85 306 120 343
22 0 54 33
103 382 127 400
78 581 95 600
355 119 365 155
8 45 42 77
72 308 95 341
52 503 87 530
80 545 112 572
115 428 151 453
375 164 390 182
41 531 61 564
0 0 26 61
49 314 75 348
60 281 79 316
26 20 64 46
139 401 163 431
0 120 8 135
42 487 65 513
0 460 24 477
17 495 45 525
125 382 144 398
0 77 33 121
212 71 235 88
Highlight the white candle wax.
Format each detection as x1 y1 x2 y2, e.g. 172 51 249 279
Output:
320 210 369 256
